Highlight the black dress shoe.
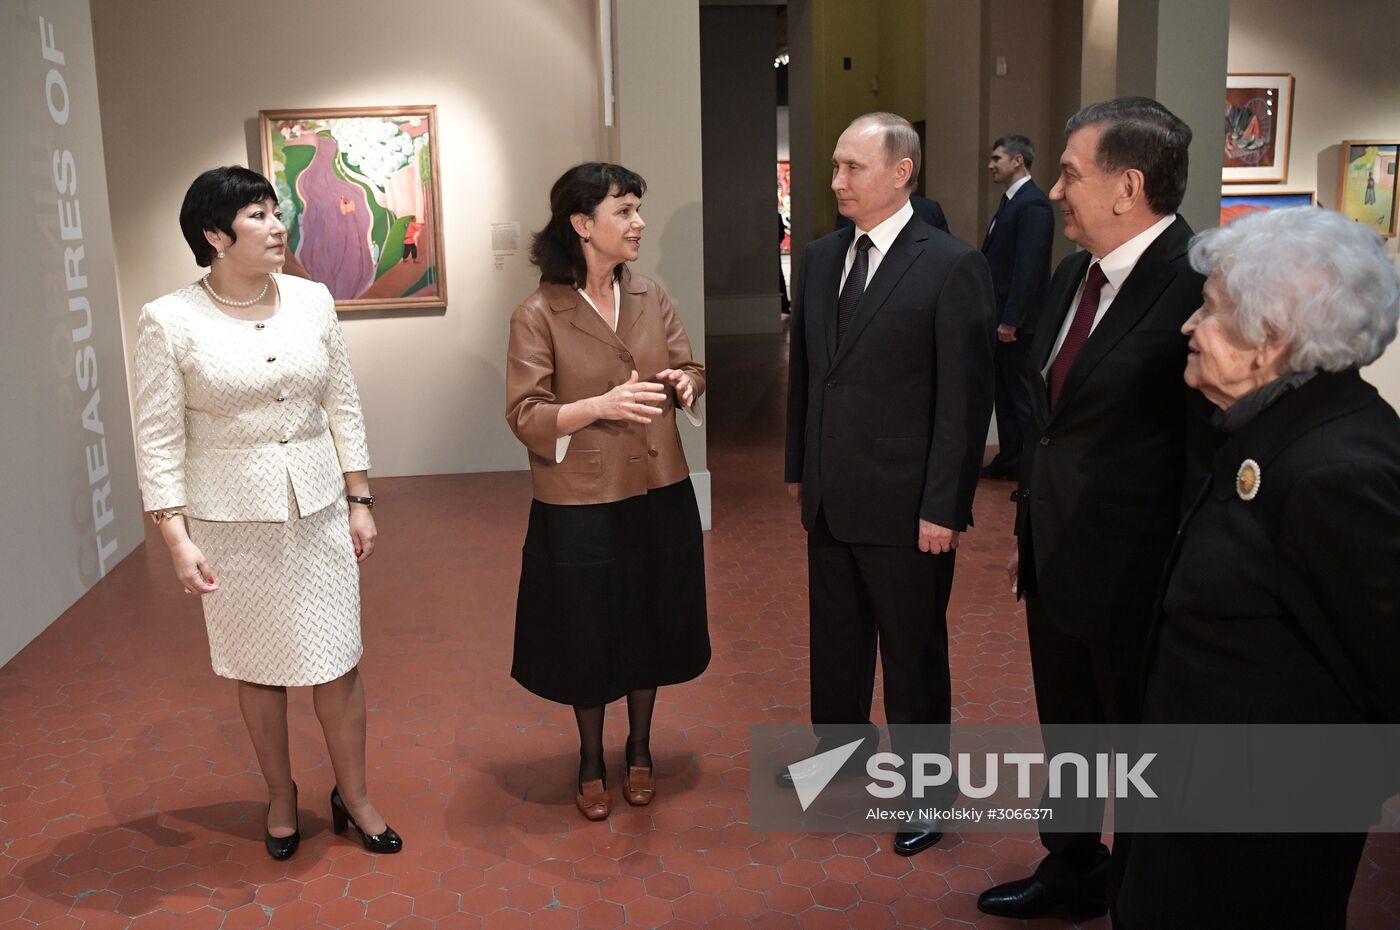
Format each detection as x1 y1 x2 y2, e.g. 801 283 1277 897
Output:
977 874 1108 920
892 821 943 856
330 786 403 854
264 781 300 861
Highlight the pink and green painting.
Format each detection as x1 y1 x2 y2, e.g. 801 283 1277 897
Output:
260 106 446 310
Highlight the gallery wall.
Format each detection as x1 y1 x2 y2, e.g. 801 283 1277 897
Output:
1 0 143 668
1228 0 1400 403
91 0 609 481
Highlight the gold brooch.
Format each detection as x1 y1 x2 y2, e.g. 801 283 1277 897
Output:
1236 458 1261 501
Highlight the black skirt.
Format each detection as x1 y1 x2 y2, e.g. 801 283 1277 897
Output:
512 478 710 706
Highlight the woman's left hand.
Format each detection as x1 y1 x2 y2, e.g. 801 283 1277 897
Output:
656 369 696 408
349 505 377 562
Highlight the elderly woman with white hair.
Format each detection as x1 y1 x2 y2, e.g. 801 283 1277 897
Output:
1118 206 1400 929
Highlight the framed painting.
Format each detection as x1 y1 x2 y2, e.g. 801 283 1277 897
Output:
1336 140 1400 238
1222 73 1294 184
1220 190 1315 226
259 105 447 311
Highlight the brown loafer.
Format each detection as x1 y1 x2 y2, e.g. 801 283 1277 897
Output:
623 765 655 806
575 778 610 821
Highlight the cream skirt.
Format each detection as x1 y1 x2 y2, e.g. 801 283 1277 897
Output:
188 484 362 686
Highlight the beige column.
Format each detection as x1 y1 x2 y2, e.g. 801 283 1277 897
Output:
925 0 988 244
610 0 711 528
1115 0 1232 236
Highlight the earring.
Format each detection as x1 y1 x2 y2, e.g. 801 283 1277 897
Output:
216 250 225 259
581 236 590 243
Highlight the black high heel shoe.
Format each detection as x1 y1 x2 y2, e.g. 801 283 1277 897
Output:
264 781 300 861
330 786 402 854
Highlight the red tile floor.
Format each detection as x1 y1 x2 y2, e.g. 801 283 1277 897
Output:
2 331 1398 929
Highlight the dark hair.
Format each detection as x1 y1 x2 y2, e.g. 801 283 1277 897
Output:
1064 96 1191 215
530 163 647 287
179 166 278 267
992 134 1036 169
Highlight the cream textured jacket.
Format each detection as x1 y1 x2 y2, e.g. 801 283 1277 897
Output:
134 273 371 522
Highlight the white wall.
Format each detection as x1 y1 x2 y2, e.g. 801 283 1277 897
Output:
93 0 605 479
1229 0 1400 404
2 0 143 667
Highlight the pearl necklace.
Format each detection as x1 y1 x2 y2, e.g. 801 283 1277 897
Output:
201 273 271 307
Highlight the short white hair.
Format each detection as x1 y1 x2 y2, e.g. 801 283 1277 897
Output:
1189 207 1399 373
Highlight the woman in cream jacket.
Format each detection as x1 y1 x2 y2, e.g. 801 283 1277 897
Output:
134 167 400 859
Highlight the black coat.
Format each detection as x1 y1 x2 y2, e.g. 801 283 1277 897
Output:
786 215 995 545
1144 369 1400 725
980 180 1054 332
1014 216 1211 638
1119 370 1400 930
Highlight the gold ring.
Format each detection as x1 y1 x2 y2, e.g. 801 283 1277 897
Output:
183 589 192 595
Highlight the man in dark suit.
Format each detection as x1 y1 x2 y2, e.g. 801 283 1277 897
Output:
785 112 995 856
979 134 1054 479
977 98 1208 921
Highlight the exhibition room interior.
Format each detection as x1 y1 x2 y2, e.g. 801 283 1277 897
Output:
3 0 1399 928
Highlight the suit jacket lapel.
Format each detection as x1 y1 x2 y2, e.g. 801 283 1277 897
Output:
1033 251 1090 373
818 228 852 366
1050 217 1192 416
551 283 626 351
615 268 647 341
829 218 927 372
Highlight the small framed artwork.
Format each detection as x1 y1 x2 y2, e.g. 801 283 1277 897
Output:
1222 73 1294 184
1336 140 1400 238
259 105 447 311
1220 191 1316 226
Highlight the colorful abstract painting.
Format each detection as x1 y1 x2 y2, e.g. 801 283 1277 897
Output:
1222 74 1293 184
1219 192 1315 227
259 106 447 310
1337 141 1399 238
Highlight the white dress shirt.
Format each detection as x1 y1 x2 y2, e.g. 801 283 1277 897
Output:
839 199 914 293
1043 214 1177 376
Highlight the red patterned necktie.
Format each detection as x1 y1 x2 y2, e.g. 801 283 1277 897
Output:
1047 261 1108 408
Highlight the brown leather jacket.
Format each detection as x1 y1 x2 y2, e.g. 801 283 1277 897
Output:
506 268 705 505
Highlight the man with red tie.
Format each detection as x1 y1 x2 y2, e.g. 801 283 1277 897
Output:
978 97 1209 922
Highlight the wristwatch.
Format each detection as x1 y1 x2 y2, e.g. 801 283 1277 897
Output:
346 495 375 509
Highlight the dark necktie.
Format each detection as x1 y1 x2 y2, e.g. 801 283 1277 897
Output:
983 194 1010 249
1047 262 1108 408
837 234 874 345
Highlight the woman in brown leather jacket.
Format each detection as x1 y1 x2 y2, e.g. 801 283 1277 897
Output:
505 163 709 821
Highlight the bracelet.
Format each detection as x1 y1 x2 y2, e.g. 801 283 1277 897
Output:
346 495 375 509
149 508 185 525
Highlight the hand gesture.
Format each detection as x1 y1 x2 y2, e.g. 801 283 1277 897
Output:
918 519 959 554
596 370 666 424
656 368 697 408
170 540 217 596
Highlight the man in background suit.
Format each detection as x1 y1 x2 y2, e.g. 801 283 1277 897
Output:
785 112 995 857
980 134 1054 479
978 98 1208 921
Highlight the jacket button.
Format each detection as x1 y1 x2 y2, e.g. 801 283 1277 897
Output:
278 439 288 444
254 322 266 330
1040 436 1051 446
827 380 837 388
618 352 630 361
648 448 658 457
266 356 277 363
